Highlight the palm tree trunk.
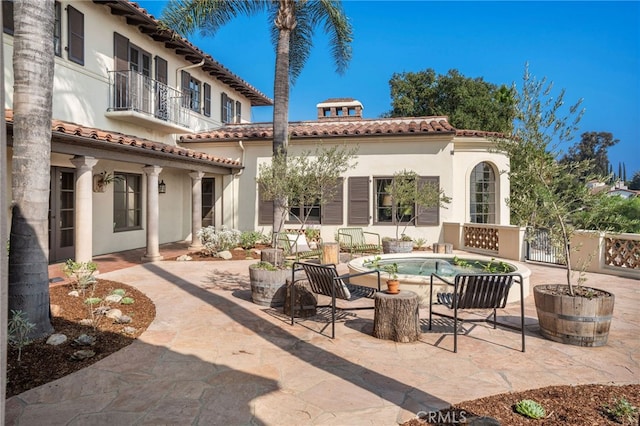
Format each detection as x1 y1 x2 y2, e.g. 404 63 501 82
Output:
9 0 55 338
271 1 294 237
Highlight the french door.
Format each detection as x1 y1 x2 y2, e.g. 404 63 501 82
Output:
49 167 75 263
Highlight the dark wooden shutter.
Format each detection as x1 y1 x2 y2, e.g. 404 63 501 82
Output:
3 1 14 35
181 70 190 108
221 93 228 122
203 83 211 117
67 5 84 65
416 176 440 225
348 177 370 225
155 56 167 83
114 32 129 71
322 177 344 225
235 100 242 123
258 185 273 225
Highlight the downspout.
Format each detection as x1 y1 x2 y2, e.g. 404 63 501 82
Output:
175 58 205 90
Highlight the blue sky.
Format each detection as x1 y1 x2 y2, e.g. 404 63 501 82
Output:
138 1 640 177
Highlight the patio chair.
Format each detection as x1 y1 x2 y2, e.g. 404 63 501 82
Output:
290 262 381 338
337 227 382 256
277 233 322 262
429 273 525 353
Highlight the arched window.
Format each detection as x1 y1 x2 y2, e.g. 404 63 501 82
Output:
470 162 496 223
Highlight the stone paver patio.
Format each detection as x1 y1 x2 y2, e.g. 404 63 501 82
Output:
6 257 639 425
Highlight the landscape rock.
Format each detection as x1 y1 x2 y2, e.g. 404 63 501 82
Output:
176 254 192 261
218 250 233 260
106 308 123 319
73 334 96 346
70 350 95 361
122 326 137 334
50 304 62 316
79 319 93 326
105 294 122 303
46 334 67 346
68 290 80 297
115 315 132 324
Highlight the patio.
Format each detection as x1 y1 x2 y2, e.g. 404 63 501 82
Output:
7 249 640 424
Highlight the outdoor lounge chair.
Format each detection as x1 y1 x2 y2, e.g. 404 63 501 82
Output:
277 233 322 262
290 262 381 338
337 227 382 255
429 273 525 353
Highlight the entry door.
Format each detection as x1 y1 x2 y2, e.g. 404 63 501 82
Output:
49 167 75 262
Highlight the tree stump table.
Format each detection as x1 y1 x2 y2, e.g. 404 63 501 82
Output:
373 290 420 342
432 242 453 254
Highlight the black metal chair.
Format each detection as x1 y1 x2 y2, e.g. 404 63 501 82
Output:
290 262 381 338
429 273 525 353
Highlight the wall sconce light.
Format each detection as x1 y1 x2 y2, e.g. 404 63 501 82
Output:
158 180 167 194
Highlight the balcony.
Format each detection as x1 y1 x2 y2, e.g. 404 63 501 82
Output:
106 70 191 133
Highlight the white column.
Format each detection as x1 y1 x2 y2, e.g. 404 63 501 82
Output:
142 165 163 262
70 156 98 263
189 171 205 249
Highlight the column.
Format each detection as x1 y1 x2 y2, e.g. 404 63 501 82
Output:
142 165 163 262
189 171 204 250
70 156 98 263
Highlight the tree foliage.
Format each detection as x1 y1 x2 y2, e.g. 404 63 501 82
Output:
561 132 619 178
495 64 610 293
384 170 451 240
386 68 516 133
628 171 640 190
161 0 353 236
572 196 640 234
256 145 358 230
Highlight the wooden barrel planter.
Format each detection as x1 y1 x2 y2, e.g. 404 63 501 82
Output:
382 240 414 254
249 264 289 307
533 284 615 347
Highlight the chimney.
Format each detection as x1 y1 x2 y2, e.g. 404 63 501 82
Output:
316 98 363 120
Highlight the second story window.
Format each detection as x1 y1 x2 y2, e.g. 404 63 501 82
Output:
221 93 235 123
181 70 201 112
67 5 84 65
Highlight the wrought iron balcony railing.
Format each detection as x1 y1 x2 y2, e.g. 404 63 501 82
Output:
107 70 190 130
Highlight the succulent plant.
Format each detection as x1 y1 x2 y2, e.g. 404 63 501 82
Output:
515 399 546 419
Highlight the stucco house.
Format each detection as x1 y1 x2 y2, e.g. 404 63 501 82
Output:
3 0 510 265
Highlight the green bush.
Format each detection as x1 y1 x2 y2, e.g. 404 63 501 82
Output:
604 397 638 424
240 230 265 249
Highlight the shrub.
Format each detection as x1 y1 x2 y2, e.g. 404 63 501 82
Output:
8 310 35 362
197 226 241 255
604 397 638 424
240 230 265 249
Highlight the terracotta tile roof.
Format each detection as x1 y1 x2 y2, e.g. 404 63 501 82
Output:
5 110 242 168
93 0 272 107
181 117 460 142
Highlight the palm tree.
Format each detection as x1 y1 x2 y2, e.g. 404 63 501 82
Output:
9 0 56 338
161 0 353 237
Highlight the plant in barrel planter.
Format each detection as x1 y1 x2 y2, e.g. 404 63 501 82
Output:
497 65 614 347
248 261 291 307
381 170 450 253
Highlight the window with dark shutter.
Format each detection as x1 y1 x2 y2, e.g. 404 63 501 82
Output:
322 178 344 225
3 1 13 35
181 70 191 108
203 83 211 117
113 32 129 71
235 101 242 123
155 56 167 83
348 177 370 225
221 93 228 123
67 5 84 65
416 176 440 226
